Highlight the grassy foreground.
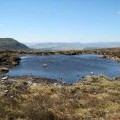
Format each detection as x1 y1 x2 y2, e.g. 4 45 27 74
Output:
0 75 120 120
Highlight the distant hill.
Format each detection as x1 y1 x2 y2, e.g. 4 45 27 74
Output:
0 38 29 50
83 42 120 50
27 42 120 50
28 43 84 50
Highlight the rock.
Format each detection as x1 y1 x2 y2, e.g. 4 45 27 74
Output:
0 67 9 73
11 57 21 66
53 83 57 86
62 82 66 84
1 76 8 80
90 72 94 75
1 80 4 82
42 64 48 67
12 61 19 66
4 90 9 95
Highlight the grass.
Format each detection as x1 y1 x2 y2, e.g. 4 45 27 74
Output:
0 75 120 120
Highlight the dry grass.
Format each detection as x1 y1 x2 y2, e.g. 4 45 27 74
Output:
0 75 120 120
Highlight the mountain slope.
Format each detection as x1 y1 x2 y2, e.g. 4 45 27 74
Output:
0 38 29 50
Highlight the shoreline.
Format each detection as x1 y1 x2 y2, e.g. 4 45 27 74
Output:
1 47 120 63
0 48 120 85
1 74 120 86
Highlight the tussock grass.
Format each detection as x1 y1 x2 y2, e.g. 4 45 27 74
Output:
0 75 120 120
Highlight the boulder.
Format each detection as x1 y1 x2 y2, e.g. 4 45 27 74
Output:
0 67 9 73
42 64 48 67
1 76 8 80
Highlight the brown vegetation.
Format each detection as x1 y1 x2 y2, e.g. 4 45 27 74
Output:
0 51 21 68
0 75 120 120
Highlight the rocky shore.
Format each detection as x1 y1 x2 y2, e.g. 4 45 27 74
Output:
0 51 21 74
1 47 120 68
19 47 120 62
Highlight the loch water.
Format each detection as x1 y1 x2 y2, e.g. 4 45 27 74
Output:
6 54 120 83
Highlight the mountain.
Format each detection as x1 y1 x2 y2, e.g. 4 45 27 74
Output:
28 43 84 50
83 42 120 50
0 38 29 50
27 42 120 50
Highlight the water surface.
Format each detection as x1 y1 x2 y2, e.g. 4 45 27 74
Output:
6 54 120 83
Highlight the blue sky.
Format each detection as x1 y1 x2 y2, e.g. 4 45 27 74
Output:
0 0 120 43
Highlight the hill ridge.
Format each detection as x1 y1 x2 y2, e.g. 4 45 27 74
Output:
0 38 29 50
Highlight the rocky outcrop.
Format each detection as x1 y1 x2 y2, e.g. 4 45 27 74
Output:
0 53 21 68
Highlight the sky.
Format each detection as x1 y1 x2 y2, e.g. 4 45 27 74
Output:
0 0 120 43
